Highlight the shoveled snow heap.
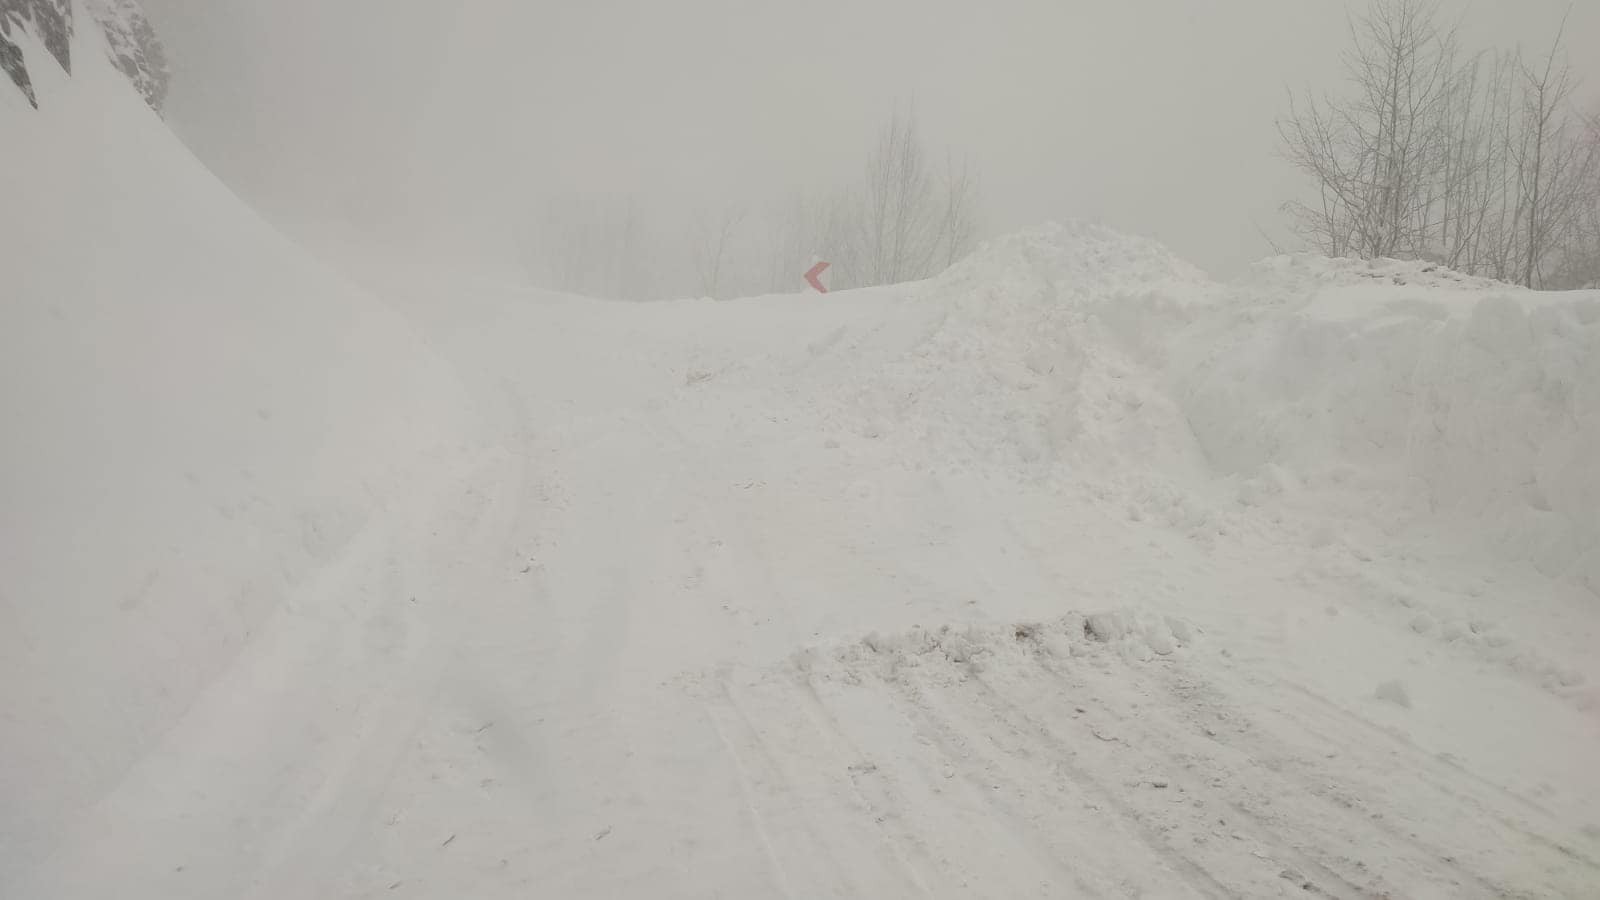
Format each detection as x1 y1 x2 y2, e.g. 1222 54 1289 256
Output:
816 221 1598 600
1190 252 1600 596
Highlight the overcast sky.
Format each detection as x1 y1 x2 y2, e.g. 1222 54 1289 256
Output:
142 0 1598 281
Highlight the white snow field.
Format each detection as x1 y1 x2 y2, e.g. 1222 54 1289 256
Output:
5 21 1600 900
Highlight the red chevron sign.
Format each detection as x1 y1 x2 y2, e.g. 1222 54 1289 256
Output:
804 261 831 293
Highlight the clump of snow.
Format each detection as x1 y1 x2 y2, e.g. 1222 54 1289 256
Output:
816 222 1215 481
811 608 1200 682
1374 679 1413 709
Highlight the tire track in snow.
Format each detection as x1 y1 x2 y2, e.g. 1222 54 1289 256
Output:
1228 677 1600 889
692 613 1600 899
1018 641 1592 898
881 668 1215 897
962 660 1374 899
704 622 1237 897
909 665 1238 899
702 674 935 898
701 690 796 900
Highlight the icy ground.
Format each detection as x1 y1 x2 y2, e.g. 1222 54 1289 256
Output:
4 27 1600 898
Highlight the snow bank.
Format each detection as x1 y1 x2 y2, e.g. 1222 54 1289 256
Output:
819 223 1215 481
1182 264 1600 595
0 19 468 871
824 222 1597 598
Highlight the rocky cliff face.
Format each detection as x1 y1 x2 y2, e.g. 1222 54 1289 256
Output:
2 0 168 112
87 0 167 110
1 0 72 108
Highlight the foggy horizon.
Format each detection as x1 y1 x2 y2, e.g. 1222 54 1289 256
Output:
142 0 1599 288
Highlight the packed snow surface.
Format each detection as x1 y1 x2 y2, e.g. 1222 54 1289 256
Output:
4 29 1600 900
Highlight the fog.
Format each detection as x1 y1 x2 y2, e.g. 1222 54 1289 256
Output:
142 0 1597 292
9 2 1600 893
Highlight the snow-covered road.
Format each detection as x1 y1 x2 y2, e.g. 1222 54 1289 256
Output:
18 226 1600 898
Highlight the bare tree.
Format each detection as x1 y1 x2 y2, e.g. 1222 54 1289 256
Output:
688 205 745 299
759 196 809 294
1548 108 1600 288
1509 14 1597 287
937 152 981 268
524 194 659 300
1431 49 1500 269
832 105 984 287
758 192 852 293
1278 0 1461 260
524 105 982 300
1278 0 1599 289
855 105 940 284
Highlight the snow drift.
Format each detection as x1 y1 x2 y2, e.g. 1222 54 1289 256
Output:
831 223 1598 598
0 14 467 878
1183 256 1600 596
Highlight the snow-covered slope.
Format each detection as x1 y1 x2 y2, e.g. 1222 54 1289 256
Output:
0 15 468 885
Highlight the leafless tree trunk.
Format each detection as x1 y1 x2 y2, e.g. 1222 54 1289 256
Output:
524 195 660 300
688 206 745 299
1511 13 1594 288
1547 108 1600 288
835 105 984 286
937 153 981 268
854 105 940 285
759 192 854 293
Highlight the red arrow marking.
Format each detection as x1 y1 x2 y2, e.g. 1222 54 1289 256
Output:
805 261 831 293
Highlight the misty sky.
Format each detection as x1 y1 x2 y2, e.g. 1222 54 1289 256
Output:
142 0 1598 281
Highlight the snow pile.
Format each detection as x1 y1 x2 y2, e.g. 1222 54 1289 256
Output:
0 21 468 875
1181 275 1600 595
815 221 1597 598
936 220 1211 303
821 223 1215 481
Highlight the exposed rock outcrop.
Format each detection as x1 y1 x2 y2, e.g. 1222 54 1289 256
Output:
3 0 169 113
